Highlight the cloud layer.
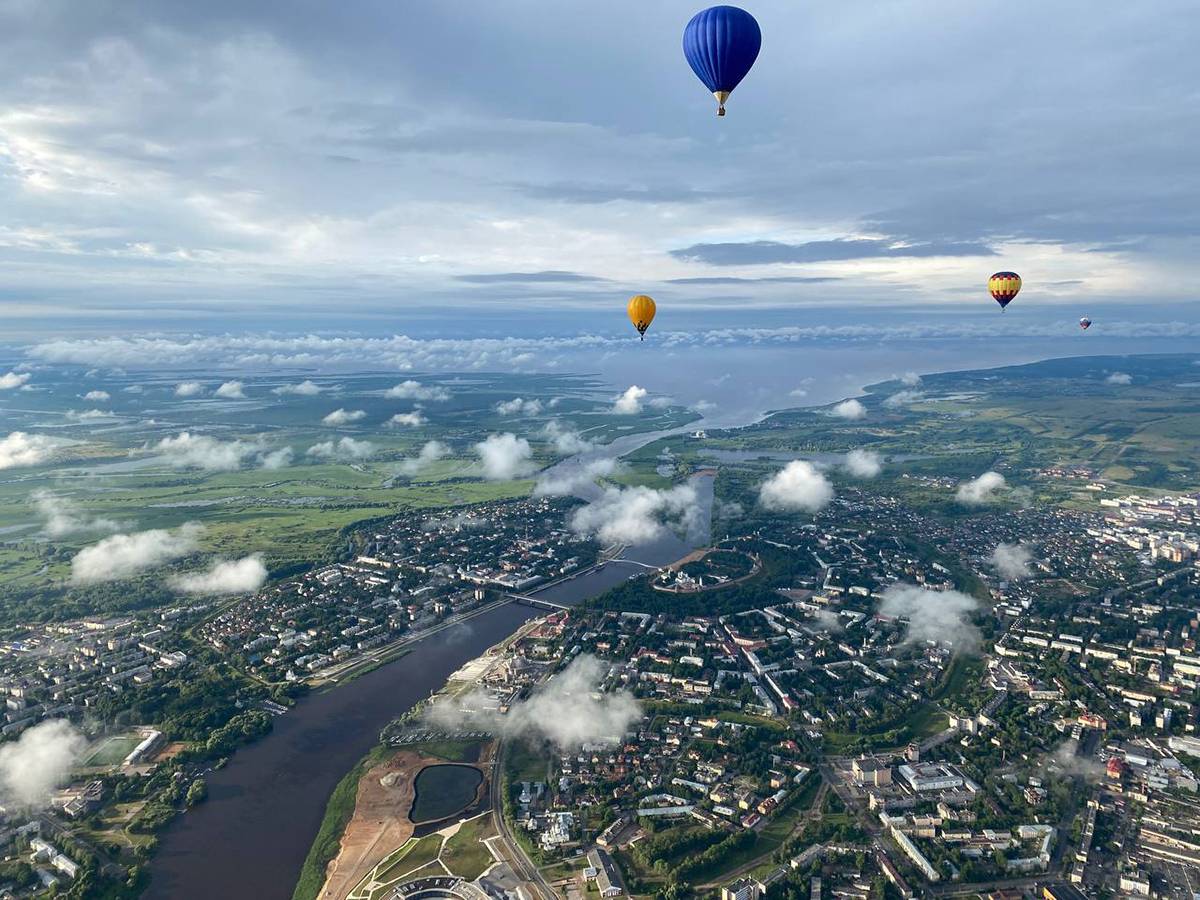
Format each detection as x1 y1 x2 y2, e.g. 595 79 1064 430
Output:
990 543 1033 579
569 482 701 545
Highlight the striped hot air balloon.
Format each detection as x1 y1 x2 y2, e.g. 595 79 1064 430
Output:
988 272 1022 311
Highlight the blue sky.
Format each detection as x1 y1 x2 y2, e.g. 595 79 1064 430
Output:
1 0 1197 338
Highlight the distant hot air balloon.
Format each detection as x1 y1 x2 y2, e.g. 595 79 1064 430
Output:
988 272 1022 311
683 6 762 117
1080 316 1092 331
627 294 656 340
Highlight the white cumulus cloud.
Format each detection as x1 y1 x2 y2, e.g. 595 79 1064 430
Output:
0 720 88 809
31 490 119 538
883 389 925 408
956 471 1006 505
215 380 246 399
396 440 450 475
878 583 981 651
759 460 834 513
842 449 882 478
541 420 593 454
154 432 263 471
83 390 111 401
384 380 450 401
174 381 205 397
308 437 375 460
611 385 647 415
273 380 324 396
830 399 866 420
1106 371 1132 385
534 457 619 497
0 432 72 470
474 433 535 480
170 555 268 595
322 408 366 426
387 411 427 427
496 397 543 416
71 522 204 583
569 482 701 545
0 372 31 390
428 654 640 750
990 543 1034 579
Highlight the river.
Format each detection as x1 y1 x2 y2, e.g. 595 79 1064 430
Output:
146 423 714 900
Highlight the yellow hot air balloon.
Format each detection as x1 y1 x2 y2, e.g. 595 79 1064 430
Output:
627 294 656 340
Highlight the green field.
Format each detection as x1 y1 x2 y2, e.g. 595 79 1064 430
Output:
82 733 144 767
440 815 496 880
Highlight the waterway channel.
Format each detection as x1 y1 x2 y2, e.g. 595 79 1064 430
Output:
147 423 717 900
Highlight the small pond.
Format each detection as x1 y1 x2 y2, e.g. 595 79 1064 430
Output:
409 765 484 823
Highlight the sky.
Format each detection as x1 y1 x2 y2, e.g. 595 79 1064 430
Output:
1 0 1198 340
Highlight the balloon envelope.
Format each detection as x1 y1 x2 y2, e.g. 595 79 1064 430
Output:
1080 317 1092 330
988 272 1022 310
683 6 762 115
627 295 656 340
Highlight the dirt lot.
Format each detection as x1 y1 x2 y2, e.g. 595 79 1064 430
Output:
318 745 493 900
319 751 428 900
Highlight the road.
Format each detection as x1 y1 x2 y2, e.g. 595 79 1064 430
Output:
489 739 557 900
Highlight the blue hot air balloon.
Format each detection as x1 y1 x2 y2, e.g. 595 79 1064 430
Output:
683 6 762 117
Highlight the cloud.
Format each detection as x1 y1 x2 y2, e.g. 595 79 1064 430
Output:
71 522 203 583
456 270 605 284
842 449 882 478
65 408 113 421
83 389 110 401
474 432 534 480
883 389 925 408
31 490 119 538
307 437 375 460
174 381 205 397
154 432 263 471
759 461 834 513
396 440 449 475
541 420 593 454
384 380 450 401
215 380 246 399
990 542 1033 580
830 399 866 420
611 385 647 415
956 471 1006 505
804 609 844 634
428 654 640 750
534 457 618 497
665 276 839 285
170 555 268 595
495 397 543 416
1106 371 1133 385
0 372 31 390
900 371 923 387
569 482 701 545
0 432 72 470
0 720 87 809
322 408 367 426
387 410 427 427
670 238 995 266
259 447 294 469
878 583 981 651
273 380 324 396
